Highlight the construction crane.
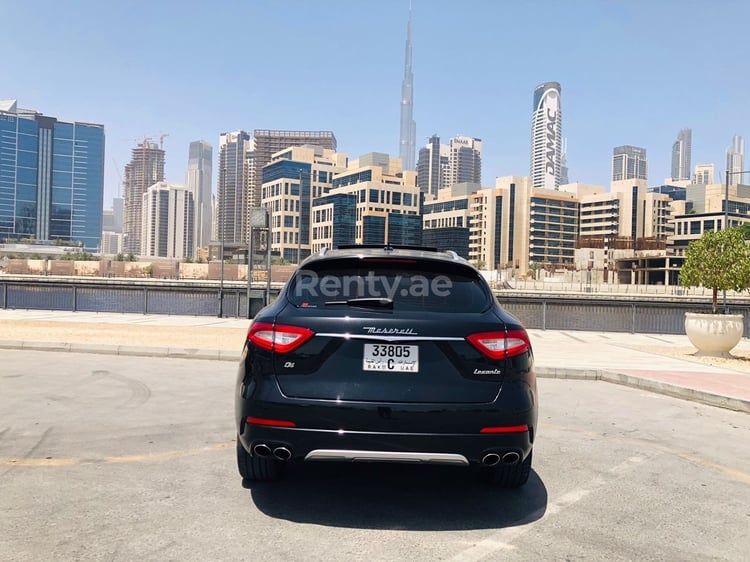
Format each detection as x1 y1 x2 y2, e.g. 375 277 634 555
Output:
121 136 154 150
122 133 169 150
112 157 124 197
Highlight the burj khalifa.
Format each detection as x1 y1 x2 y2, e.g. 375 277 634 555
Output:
399 4 416 171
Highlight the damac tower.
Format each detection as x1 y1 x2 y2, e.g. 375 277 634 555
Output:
530 82 562 190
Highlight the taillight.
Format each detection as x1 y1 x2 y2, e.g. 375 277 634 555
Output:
246 416 297 428
480 425 529 433
247 322 314 353
466 329 530 360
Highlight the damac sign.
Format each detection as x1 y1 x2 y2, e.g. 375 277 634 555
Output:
541 89 559 190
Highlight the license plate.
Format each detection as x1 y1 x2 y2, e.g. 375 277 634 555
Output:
362 344 419 372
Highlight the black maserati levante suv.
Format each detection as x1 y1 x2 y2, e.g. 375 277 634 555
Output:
235 246 537 487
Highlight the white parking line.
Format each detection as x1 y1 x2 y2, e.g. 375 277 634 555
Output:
450 455 648 561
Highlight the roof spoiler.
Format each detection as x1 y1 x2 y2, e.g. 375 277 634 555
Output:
336 244 439 252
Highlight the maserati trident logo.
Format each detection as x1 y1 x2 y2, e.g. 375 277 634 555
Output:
363 327 418 336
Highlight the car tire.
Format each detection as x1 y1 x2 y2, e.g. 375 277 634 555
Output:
481 450 532 488
236 436 280 482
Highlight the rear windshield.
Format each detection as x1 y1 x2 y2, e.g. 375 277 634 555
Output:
286 258 491 313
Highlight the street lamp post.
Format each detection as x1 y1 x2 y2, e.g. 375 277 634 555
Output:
218 237 224 317
724 169 729 313
218 166 225 318
265 212 272 306
297 170 303 264
247 222 253 320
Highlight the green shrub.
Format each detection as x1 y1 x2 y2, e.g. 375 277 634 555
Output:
680 228 750 313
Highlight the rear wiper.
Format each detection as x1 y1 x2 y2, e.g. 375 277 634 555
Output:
324 297 394 309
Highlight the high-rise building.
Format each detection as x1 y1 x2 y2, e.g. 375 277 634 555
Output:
123 141 165 254
670 182 750 255
560 138 569 185
612 145 648 182
417 135 480 197
141 181 194 259
726 135 745 185
530 82 562 190
186 140 213 253
0 100 105 251
217 130 251 245
248 129 337 218
671 128 692 181
102 209 116 232
528 187 579 267
469 182 512 271
112 197 123 233
261 145 348 263
448 136 482 187
101 197 123 255
422 182 477 259
100 231 122 255
416 135 448 198
694 163 715 184
398 5 416 171
311 153 421 251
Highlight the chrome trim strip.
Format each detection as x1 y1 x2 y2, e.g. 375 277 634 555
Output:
304 449 469 465
316 333 464 342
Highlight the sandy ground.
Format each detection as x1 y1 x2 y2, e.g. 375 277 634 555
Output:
625 344 750 373
0 320 247 351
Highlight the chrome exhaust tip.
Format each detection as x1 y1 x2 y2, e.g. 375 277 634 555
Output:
502 451 520 464
273 446 292 461
253 443 272 457
481 453 501 467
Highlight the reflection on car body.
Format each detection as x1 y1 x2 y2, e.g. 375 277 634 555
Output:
235 245 537 487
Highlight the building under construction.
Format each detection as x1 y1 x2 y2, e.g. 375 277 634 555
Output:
123 140 165 255
217 129 337 246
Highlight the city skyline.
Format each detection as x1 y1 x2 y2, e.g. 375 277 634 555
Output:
3 0 749 207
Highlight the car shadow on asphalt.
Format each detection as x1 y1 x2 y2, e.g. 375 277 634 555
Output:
243 461 547 531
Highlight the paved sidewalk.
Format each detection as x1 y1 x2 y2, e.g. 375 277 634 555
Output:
1 309 749 414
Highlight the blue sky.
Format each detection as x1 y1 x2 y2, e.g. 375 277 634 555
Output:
3 0 749 207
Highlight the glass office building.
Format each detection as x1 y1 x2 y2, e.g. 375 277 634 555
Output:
0 101 105 251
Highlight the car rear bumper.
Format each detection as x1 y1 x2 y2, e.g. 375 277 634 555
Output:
238 424 533 466
236 369 537 466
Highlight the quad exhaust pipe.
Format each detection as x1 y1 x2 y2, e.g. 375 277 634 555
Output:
273 447 292 461
481 453 501 466
481 451 521 466
253 443 272 457
501 451 520 464
253 443 293 461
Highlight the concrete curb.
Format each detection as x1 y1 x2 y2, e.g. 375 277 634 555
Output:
599 371 750 415
534 367 750 415
3 340 749 414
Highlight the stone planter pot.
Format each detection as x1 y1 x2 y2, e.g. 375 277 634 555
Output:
684 312 744 356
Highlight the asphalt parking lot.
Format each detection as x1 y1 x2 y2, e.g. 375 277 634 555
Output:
1 350 749 561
